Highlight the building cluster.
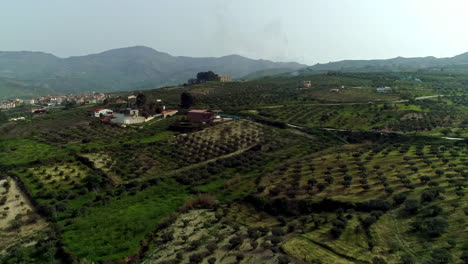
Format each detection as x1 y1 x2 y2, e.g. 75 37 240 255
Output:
93 107 178 126
91 105 230 127
0 93 108 111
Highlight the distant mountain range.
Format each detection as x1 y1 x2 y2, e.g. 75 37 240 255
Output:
3 46 468 99
300 52 468 73
0 46 306 98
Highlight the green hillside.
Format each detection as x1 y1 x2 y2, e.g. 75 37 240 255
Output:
1 70 467 264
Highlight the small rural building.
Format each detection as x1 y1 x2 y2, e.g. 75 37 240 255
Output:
303 81 312 88
162 110 178 118
376 87 392 93
111 109 154 125
32 109 47 114
219 75 232 82
330 88 340 93
187 110 215 123
92 108 113 117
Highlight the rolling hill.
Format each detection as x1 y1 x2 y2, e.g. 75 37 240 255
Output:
301 52 468 73
0 46 306 98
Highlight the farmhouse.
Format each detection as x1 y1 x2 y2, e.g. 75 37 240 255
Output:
330 88 340 93
162 110 178 118
187 110 215 123
91 108 113 117
111 109 152 125
376 87 392 93
303 81 312 88
219 75 232 82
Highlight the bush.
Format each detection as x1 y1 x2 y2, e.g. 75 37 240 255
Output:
229 236 243 249
235 253 244 262
421 188 441 202
412 217 448 238
460 250 468 264
278 255 290 264
189 253 204 264
422 205 443 217
430 248 452 263
270 236 282 246
250 240 258 250
361 216 377 229
400 253 416 264
403 199 420 214
189 240 202 251
206 241 217 253
272 227 285 236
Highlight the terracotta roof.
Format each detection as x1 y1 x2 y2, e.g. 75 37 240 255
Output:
162 110 177 114
188 109 208 113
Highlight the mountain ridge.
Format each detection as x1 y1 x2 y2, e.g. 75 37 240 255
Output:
0 46 306 98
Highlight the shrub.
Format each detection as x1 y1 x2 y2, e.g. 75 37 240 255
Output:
189 253 204 264
422 205 442 217
229 235 243 249
400 253 416 264
270 236 282 246
206 241 217 253
403 199 420 214
412 217 448 238
460 250 468 264
189 240 202 251
250 240 258 250
271 227 285 236
430 248 452 264
421 188 441 202
180 194 218 212
235 253 244 263
392 193 407 205
278 255 290 264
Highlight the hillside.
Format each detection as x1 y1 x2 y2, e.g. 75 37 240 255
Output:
302 53 468 73
0 46 306 98
0 71 467 264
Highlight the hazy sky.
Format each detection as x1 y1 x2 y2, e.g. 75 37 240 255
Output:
2 0 468 65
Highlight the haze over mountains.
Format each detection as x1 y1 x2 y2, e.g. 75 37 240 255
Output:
0 46 305 98
302 52 468 73
2 45 468 98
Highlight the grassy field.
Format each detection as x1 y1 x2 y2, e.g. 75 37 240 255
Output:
59 180 188 261
0 139 69 166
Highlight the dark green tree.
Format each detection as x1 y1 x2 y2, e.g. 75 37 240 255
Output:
135 93 147 108
180 92 194 109
196 71 220 82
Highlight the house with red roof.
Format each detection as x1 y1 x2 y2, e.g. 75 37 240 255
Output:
162 110 178 118
187 110 215 123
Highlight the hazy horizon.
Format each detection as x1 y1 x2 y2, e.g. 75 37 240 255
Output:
2 0 468 64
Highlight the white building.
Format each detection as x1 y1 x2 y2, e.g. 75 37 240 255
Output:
376 87 392 93
91 108 113 117
110 109 155 124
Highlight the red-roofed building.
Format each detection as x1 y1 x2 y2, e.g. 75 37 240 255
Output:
187 110 215 123
162 110 178 118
